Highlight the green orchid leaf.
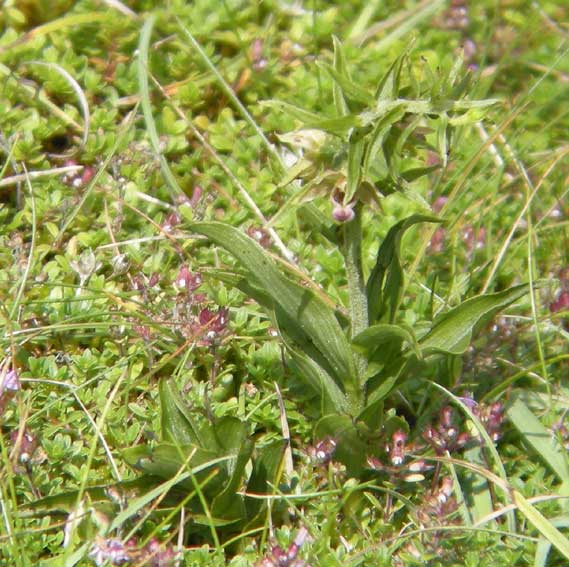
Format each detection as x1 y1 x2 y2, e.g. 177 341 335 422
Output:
211 418 253 522
160 378 204 447
352 323 420 359
123 444 214 479
297 202 340 244
21 479 150 513
189 222 358 394
286 342 348 414
211 271 349 404
367 214 442 324
401 164 441 182
420 283 536 355
360 355 418 421
245 440 287 527
122 443 227 495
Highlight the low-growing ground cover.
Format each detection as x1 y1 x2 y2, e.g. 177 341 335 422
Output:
1 1 568 565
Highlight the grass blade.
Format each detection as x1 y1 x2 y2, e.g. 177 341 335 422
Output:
507 394 569 485
137 15 184 198
513 490 569 562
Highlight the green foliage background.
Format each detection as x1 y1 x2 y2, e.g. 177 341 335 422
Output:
1 1 568 565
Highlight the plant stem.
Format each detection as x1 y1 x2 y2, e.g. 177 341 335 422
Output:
342 203 368 384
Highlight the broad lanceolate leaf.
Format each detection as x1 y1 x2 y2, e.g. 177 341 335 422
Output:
211 418 254 522
420 283 535 355
286 343 348 415
123 443 225 494
367 214 441 324
189 222 359 406
108 471 197 533
297 202 339 244
401 165 441 183
160 378 204 446
21 479 152 513
245 440 287 528
360 356 417 425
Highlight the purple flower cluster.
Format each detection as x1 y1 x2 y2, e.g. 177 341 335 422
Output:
415 476 459 526
172 267 230 347
367 429 431 482
422 406 471 455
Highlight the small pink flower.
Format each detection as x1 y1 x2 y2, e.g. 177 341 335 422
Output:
162 212 181 233
194 307 229 345
174 267 202 292
330 187 356 223
89 537 132 566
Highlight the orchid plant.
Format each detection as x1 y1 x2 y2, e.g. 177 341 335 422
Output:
188 40 533 475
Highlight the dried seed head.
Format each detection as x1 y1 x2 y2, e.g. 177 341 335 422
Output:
111 253 130 276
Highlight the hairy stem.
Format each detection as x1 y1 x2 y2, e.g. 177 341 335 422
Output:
342 203 369 385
